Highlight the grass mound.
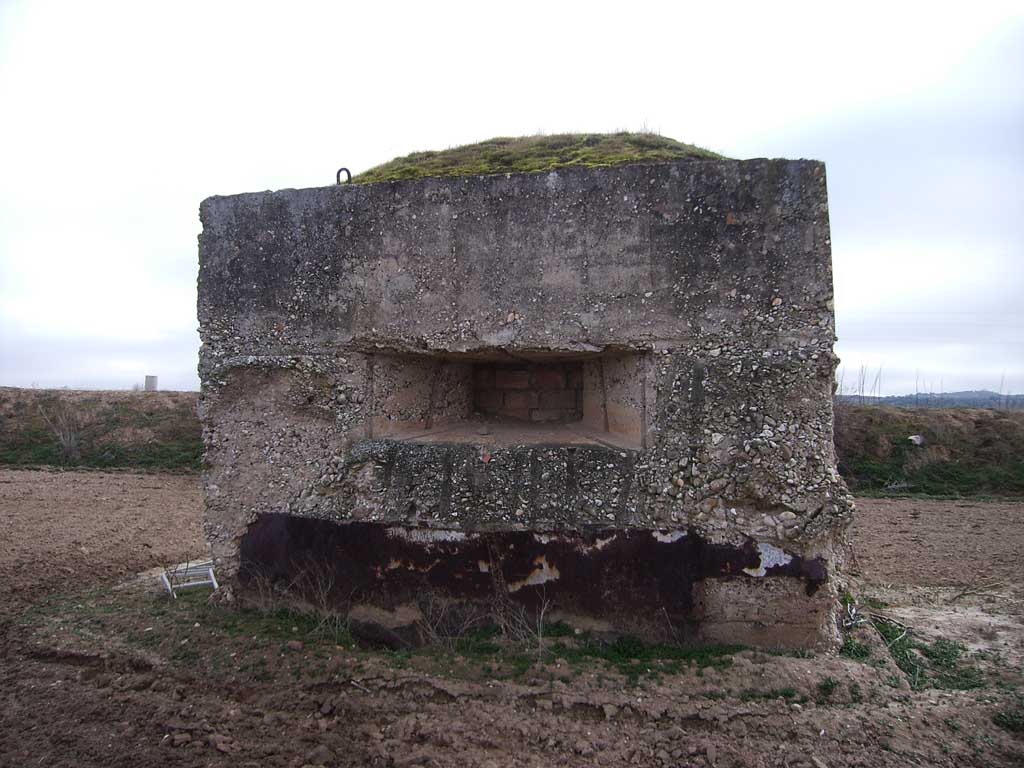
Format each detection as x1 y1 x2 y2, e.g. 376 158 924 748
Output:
0 387 201 472
353 132 724 184
833 404 1024 497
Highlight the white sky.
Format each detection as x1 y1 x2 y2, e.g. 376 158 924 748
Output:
1 0 1022 394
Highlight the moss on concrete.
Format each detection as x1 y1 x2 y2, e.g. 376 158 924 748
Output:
353 133 724 184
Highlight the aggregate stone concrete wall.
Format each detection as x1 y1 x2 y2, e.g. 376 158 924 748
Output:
197 158 854 649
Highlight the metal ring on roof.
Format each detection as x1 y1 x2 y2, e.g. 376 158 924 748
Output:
336 168 352 184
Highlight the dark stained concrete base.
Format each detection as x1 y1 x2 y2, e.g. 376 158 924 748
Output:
238 515 833 649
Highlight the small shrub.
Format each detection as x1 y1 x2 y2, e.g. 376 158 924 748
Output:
872 620 987 691
38 401 82 464
452 626 502 657
993 707 1024 734
544 621 574 638
549 636 742 686
934 666 987 691
920 639 986 690
816 677 839 703
921 638 963 668
873 619 926 690
840 637 872 661
861 596 890 610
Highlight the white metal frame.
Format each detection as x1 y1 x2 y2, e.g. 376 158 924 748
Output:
160 559 219 598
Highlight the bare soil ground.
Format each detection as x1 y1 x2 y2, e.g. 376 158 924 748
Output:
1 471 1022 767
0 468 204 615
850 497 1024 589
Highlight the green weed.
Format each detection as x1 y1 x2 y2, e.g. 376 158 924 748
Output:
993 707 1024 733
840 637 873 662
549 636 741 686
872 622 986 692
816 677 839 703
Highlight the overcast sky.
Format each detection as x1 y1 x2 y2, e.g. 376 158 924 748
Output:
1 1 1021 395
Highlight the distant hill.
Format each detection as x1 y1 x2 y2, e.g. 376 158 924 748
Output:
837 390 1024 410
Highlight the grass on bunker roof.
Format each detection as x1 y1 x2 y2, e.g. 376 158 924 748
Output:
353 132 726 184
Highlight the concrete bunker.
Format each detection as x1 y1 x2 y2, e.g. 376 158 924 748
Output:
197 153 854 650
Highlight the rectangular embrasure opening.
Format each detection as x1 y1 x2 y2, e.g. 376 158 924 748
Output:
473 361 583 424
368 350 648 450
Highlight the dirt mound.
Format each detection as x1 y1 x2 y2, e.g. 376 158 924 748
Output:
0 387 201 471
833 404 1024 496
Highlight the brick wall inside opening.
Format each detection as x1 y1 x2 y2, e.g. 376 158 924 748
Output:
473 362 583 423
